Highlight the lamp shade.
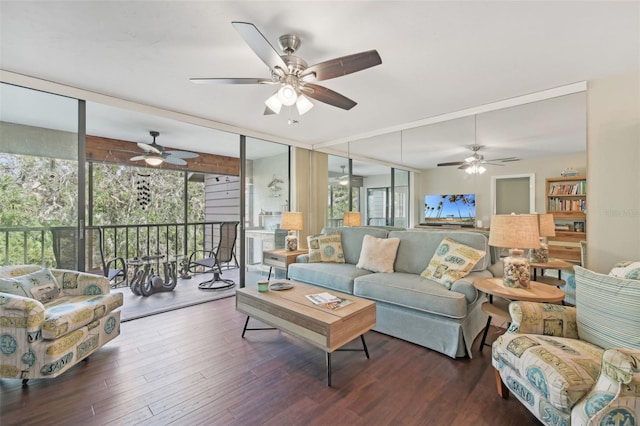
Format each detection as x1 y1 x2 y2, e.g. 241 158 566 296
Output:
343 211 361 227
281 212 303 231
538 213 556 237
489 214 541 249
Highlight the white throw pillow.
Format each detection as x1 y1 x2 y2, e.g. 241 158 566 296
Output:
356 234 400 273
421 238 486 289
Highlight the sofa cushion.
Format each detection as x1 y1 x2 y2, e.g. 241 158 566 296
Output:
4 268 63 304
307 232 345 263
574 266 640 350
389 230 489 275
354 272 469 318
356 234 400 273
492 333 603 412
41 292 124 340
0 277 30 297
321 227 390 265
420 238 486 289
287 262 373 294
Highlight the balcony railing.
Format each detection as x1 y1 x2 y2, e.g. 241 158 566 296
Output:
0 221 231 280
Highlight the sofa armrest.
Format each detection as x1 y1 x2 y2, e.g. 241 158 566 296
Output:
50 269 111 296
296 254 310 263
0 292 45 342
600 348 640 384
572 348 640 424
507 301 579 338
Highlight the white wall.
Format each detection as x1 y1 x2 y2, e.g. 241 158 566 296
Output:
418 153 587 228
587 70 640 272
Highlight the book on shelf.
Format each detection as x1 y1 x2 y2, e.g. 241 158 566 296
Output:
548 181 586 196
305 292 353 310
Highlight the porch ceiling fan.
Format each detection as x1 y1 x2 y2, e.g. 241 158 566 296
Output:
190 21 382 116
130 131 199 166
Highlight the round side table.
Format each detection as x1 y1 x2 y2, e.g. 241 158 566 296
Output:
474 277 565 351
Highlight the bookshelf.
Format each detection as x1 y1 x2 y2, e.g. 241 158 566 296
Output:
545 176 586 263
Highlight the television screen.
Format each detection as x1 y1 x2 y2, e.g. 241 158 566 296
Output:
422 194 476 227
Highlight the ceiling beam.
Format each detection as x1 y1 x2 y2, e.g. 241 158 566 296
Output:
86 135 240 175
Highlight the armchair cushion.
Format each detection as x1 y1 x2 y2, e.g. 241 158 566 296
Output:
508 302 579 338
574 266 640 350
493 332 603 412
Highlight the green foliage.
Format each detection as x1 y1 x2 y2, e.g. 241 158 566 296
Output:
1 154 206 265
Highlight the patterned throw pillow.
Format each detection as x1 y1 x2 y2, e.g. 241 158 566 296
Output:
356 234 400 273
0 277 30 297
307 232 345 263
420 238 486 289
9 268 62 304
609 261 640 280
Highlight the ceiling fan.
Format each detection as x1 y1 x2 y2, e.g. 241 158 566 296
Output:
437 145 520 174
130 131 199 166
190 21 382 116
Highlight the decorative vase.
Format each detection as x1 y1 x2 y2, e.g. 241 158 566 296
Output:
503 249 531 288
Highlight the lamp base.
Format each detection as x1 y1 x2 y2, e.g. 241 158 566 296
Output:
530 243 549 264
503 249 531 288
285 234 298 251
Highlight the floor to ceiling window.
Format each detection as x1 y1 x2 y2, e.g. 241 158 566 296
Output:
0 83 81 268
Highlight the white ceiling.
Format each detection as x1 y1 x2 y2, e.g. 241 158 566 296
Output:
0 1 638 172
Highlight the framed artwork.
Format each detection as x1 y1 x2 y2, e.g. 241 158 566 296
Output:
574 221 585 233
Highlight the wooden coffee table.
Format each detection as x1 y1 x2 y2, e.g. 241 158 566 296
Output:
474 277 565 351
236 281 376 386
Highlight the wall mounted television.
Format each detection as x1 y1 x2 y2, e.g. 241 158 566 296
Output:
421 194 476 227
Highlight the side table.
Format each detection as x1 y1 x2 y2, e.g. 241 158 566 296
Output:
262 249 308 279
530 258 574 283
473 277 566 351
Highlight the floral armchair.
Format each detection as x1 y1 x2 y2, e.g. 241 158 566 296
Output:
492 266 640 425
0 265 122 384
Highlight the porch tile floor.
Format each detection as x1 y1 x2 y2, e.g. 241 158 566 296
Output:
114 268 266 321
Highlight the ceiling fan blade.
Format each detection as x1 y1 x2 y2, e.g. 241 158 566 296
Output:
437 161 465 167
190 77 275 85
483 162 505 166
486 157 520 162
264 106 276 115
458 164 472 170
130 156 147 162
231 21 289 72
163 156 187 166
165 150 199 159
303 83 357 110
300 50 382 82
137 142 162 155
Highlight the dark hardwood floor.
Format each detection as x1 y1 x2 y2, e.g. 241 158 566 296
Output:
0 297 539 425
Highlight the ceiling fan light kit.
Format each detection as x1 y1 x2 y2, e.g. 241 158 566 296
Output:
192 21 382 118
144 156 164 166
129 131 199 167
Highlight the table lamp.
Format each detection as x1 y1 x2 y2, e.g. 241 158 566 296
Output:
343 211 361 227
489 214 541 288
530 213 556 263
281 212 303 251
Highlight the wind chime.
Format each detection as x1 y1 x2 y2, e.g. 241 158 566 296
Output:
136 173 151 209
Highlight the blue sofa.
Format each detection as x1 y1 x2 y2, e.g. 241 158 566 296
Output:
288 227 492 358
